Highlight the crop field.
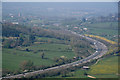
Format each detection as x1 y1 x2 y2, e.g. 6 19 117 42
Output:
3 42 75 71
85 34 117 45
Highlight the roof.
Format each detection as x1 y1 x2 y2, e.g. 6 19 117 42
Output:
83 66 89 69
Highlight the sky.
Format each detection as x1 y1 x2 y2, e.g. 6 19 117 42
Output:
2 0 120 2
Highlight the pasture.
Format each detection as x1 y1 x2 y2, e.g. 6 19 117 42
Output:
88 56 118 78
68 56 118 78
3 42 75 71
85 22 118 41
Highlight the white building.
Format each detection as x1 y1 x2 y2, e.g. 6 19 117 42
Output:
12 22 19 25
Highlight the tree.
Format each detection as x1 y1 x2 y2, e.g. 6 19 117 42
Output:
41 52 45 59
20 60 34 71
26 48 30 52
84 72 88 76
29 34 35 43
61 70 69 77
19 33 25 45
3 40 12 48
82 18 86 22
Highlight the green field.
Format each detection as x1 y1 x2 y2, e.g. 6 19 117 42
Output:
36 36 62 43
87 22 117 29
3 42 75 71
71 56 118 78
85 22 118 41
65 56 118 78
69 69 88 78
50 69 88 78
88 56 118 78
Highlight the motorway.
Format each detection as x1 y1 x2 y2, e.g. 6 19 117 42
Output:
2 31 108 79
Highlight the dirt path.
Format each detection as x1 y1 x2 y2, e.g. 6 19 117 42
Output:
87 75 96 78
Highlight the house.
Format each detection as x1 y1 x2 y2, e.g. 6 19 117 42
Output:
82 66 90 70
74 27 78 29
83 28 88 31
12 22 19 25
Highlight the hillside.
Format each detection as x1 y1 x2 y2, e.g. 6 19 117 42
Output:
2 23 95 76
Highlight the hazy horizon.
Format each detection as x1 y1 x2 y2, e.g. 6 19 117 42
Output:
2 0 119 2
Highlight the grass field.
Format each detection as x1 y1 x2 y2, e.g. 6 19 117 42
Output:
3 43 75 71
88 56 118 77
36 36 63 43
87 56 118 78
85 22 118 41
67 56 118 78
69 69 88 78
50 69 88 78
87 22 118 30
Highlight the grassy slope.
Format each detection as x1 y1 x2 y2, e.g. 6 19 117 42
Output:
88 56 118 78
71 56 118 78
3 42 75 71
70 70 88 78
